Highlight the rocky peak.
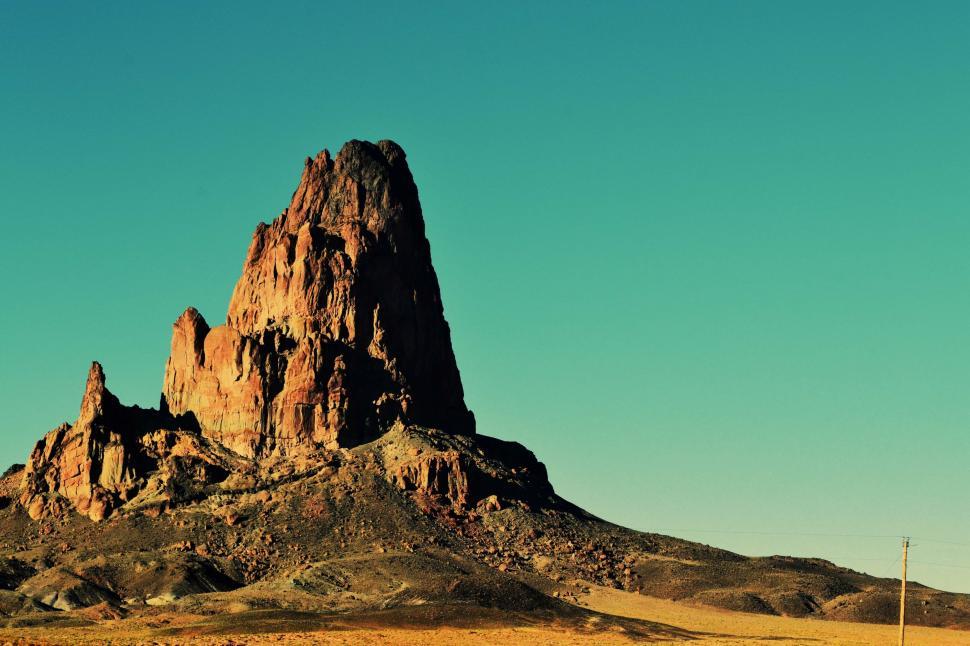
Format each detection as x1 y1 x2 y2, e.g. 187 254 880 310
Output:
286 140 416 235
78 361 120 427
163 139 473 457
22 363 137 521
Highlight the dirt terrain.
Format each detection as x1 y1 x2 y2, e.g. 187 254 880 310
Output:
0 584 965 644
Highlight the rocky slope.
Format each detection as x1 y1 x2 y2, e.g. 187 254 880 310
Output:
4 140 969 637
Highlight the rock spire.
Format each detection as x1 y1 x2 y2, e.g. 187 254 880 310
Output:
162 140 474 457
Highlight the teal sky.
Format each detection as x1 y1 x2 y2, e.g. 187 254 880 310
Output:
2 2 968 593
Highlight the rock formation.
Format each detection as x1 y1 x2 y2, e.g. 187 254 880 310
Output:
162 140 474 457
20 363 232 521
21 140 495 521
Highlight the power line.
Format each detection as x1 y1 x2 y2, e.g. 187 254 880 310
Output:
650 528 970 549
651 528 906 539
910 536 970 548
881 553 902 578
817 556 898 562
909 560 970 571
646 528 970 574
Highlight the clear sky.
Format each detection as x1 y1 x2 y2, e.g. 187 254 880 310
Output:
2 2 968 593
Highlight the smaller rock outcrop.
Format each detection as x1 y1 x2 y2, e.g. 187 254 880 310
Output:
393 451 474 507
21 363 233 521
377 425 557 514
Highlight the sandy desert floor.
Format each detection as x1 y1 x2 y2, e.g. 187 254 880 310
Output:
0 585 966 645
580 584 969 645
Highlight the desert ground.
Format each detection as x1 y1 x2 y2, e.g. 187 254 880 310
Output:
582 584 968 645
0 583 965 645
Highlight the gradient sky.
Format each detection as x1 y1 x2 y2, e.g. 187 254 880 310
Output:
2 2 968 593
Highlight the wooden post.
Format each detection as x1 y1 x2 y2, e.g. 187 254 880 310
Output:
898 537 909 646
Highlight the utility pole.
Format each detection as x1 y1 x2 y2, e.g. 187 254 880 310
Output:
898 537 909 646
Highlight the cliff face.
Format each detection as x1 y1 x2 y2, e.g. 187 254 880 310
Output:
162 140 474 457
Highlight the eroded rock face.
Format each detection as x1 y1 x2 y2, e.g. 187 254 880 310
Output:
393 451 474 508
21 363 133 521
21 363 231 522
163 140 474 457
380 426 557 513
